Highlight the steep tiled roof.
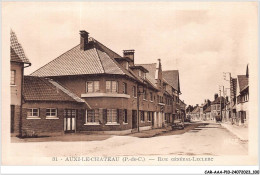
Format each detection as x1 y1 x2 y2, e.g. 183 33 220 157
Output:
231 78 237 97
191 106 200 114
237 75 248 92
204 105 211 113
162 70 180 92
138 63 157 87
31 38 134 79
23 76 86 104
212 96 226 104
10 30 31 64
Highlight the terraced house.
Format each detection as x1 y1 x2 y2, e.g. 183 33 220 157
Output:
17 30 184 136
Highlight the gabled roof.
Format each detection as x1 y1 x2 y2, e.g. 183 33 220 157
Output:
212 96 226 104
191 106 200 114
230 78 237 97
204 105 211 113
10 30 31 64
162 70 180 92
137 63 157 87
237 75 249 92
30 38 134 79
23 76 88 106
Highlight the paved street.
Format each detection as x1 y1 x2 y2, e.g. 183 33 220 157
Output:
9 122 248 157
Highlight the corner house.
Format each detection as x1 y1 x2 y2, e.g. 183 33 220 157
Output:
28 30 182 135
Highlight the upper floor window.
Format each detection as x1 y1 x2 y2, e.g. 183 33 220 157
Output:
106 81 118 93
132 86 137 97
123 82 127 94
10 70 16 85
138 70 142 77
150 92 153 101
143 90 147 100
86 81 99 93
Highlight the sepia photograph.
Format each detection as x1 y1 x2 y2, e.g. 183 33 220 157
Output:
1 1 259 174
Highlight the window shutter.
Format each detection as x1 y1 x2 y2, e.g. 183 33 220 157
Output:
99 108 103 124
103 109 107 124
117 109 120 124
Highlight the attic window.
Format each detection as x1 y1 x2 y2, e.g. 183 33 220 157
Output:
139 70 142 77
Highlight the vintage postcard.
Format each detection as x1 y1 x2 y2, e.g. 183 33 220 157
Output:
1 1 259 173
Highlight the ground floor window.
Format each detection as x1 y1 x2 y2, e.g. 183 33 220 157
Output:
140 111 145 122
107 109 118 124
86 109 99 124
147 112 153 122
27 108 39 118
46 108 57 119
123 109 127 123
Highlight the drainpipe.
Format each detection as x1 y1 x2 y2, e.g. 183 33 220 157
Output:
19 63 31 136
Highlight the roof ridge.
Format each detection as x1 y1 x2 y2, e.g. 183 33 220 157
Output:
91 37 122 58
30 44 80 76
94 47 105 74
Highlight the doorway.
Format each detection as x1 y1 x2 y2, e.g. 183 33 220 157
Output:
64 109 77 133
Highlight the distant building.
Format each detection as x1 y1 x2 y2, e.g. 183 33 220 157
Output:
191 105 200 121
211 94 226 121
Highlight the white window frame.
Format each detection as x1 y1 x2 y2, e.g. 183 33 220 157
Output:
123 82 127 94
133 86 137 98
10 70 16 85
27 108 40 119
106 109 119 124
85 109 100 125
86 81 100 93
106 81 119 93
46 108 58 119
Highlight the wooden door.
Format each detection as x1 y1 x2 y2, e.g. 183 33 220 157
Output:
64 109 76 133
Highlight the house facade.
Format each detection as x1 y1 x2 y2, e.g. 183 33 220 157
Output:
23 30 184 135
235 72 249 125
210 94 226 121
10 30 31 135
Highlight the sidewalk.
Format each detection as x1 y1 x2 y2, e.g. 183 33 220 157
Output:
221 123 248 141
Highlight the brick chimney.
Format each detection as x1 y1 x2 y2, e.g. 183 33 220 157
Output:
123 50 135 63
80 30 89 51
214 93 218 100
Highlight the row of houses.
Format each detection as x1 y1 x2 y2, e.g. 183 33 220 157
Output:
186 65 249 126
10 30 186 136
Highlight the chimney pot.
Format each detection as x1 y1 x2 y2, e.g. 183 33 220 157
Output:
214 93 218 100
80 30 89 51
123 50 135 64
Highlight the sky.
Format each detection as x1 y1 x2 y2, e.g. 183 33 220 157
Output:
2 2 257 106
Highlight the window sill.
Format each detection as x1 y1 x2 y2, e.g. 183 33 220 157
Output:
140 121 145 123
26 117 41 120
133 97 137 99
10 85 17 87
143 99 148 101
84 123 100 126
123 122 128 125
105 123 120 126
147 121 152 123
46 117 59 120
